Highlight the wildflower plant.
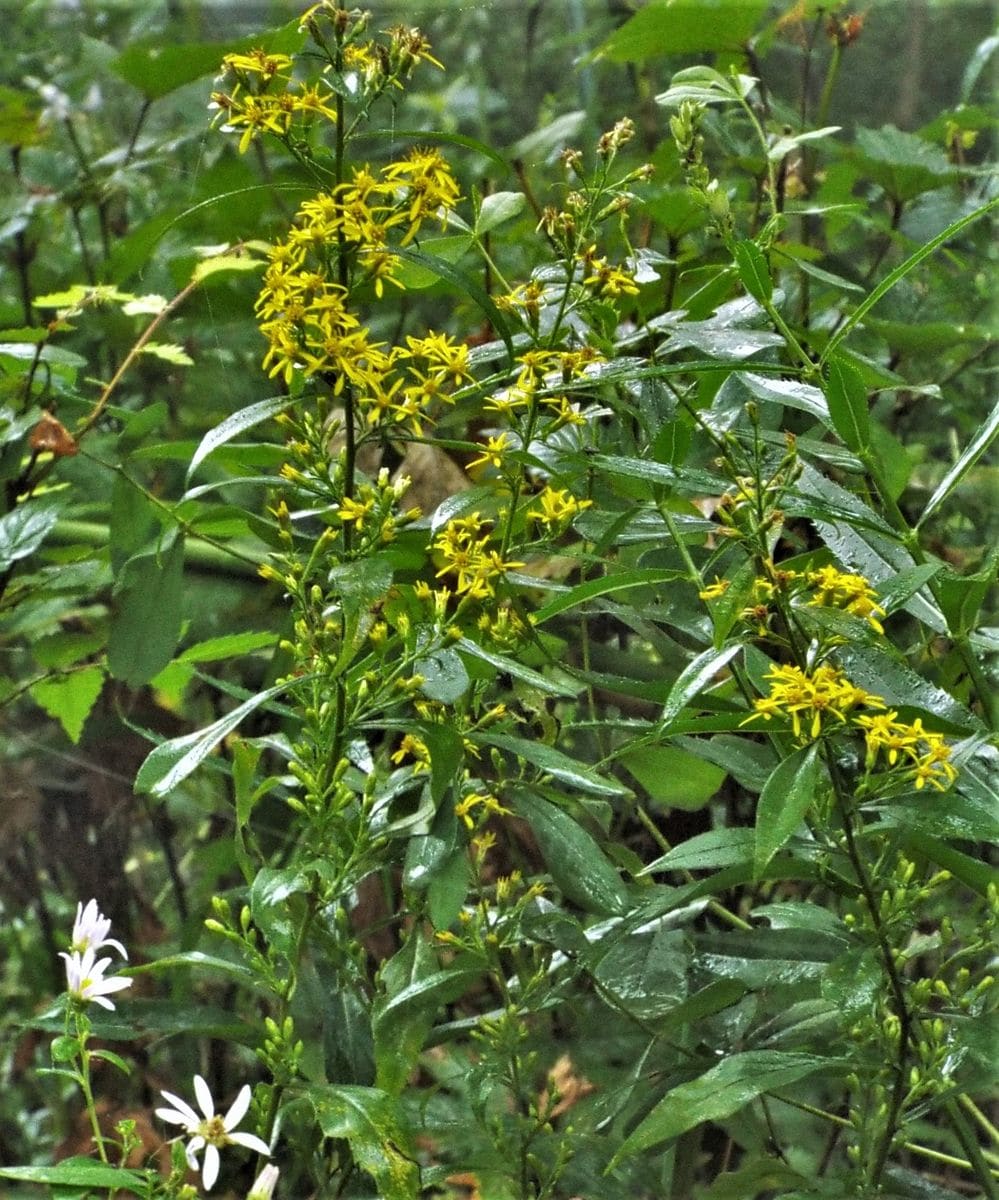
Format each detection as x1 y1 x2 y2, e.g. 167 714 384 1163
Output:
2 4 996 1200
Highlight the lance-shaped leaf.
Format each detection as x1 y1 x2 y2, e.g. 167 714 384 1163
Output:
134 678 299 797
824 355 870 452
609 1051 831 1166
917 394 999 528
754 743 823 878
661 642 743 727
734 239 772 304
186 395 290 484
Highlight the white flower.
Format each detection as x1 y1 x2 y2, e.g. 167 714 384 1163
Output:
70 899 128 959
156 1075 270 1192
60 946 133 1011
247 1163 280 1199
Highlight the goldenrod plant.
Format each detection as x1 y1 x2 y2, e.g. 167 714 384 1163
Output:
0 3 996 1198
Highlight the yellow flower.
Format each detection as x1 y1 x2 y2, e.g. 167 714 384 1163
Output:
390 734 431 771
468 433 512 472
529 487 591 530
455 792 512 830
806 566 887 633
336 496 374 531
699 577 730 601
742 662 884 742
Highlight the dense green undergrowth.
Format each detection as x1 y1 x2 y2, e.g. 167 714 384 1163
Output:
1 2 997 1198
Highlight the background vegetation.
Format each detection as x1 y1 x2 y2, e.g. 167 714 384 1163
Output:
0 2 996 1198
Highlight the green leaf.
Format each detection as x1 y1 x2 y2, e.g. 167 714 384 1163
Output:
754 744 822 878
0 1160 148 1189
0 497 64 570
824 355 870 452
475 191 526 235
661 643 743 727
734 240 772 304
475 732 630 798
177 631 279 663
373 944 479 1094
917 394 999 528
621 745 725 811
112 22 303 100
29 665 104 744
513 790 628 916
392 246 514 363
140 341 193 366
640 827 755 875
820 194 998 366
456 637 576 697
853 125 956 202
415 646 469 704
609 1051 830 1165
766 126 841 161
186 395 289 484
134 677 298 797
655 65 758 107
107 534 185 687
531 568 684 624
308 1084 420 1200
597 2 767 62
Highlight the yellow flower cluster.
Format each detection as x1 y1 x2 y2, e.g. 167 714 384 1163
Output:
744 662 958 791
455 791 513 830
529 487 592 531
855 712 958 791
805 565 887 634
253 152 465 430
212 15 443 155
745 663 884 741
433 513 525 600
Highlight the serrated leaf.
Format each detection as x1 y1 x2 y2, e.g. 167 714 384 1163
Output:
186 395 289 483
610 1051 830 1165
825 355 870 452
0 497 63 570
661 643 743 727
134 678 297 797
29 665 104 743
513 790 628 915
140 341 193 365
754 743 823 878
308 1085 420 1200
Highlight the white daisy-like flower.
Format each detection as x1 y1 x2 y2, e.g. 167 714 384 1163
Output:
156 1074 270 1191
60 946 133 1010
70 899 128 959
247 1163 280 1199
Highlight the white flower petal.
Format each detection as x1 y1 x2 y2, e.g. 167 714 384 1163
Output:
158 1092 200 1127
185 1137 204 1171
229 1131 271 1157
90 994 116 1011
194 1074 216 1119
202 1144 221 1191
223 1083 251 1130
